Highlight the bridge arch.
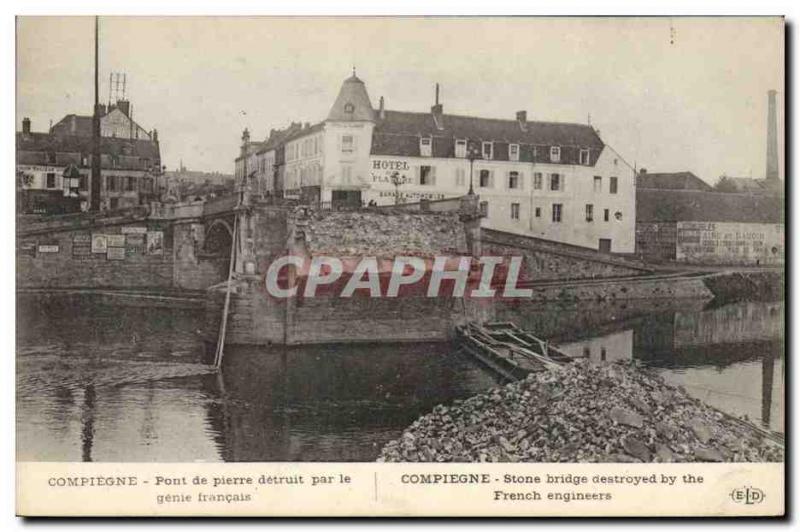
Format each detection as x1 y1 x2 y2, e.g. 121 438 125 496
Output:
204 218 234 257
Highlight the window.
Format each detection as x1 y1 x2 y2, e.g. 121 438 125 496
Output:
455 139 467 158
535 207 541 218
341 135 354 153
46 173 56 188
604 208 610 222
48 152 56 164
341 164 353 184
585 204 594 222
479 201 489 216
580 148 590 165
550 146 561 162
482 141 493 160
419 165 436 186
455 167 466 187
594 176 602 193
79 175 87 191
511 203 520 220
508 171 519 189
533 172 542 190
552 203 563 223
110 198 119 209
609 176 618 194
479 169 492 188
125 177 135 192
509 144 520 161
550 173 561 191
107 175 117 191
615 211 623 221
420 136 432 157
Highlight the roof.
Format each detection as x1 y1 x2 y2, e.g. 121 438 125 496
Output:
327 74 375 122
50 107 150 139
636 171 712 191
371 110 605 163
16 131 161 166
50 114 94 137
636 189 784 224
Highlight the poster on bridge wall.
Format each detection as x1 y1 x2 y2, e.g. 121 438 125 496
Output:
146 231 163 255
90 234 107 254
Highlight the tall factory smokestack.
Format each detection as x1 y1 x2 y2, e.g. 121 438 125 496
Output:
766 89 779 181
90 16 102 211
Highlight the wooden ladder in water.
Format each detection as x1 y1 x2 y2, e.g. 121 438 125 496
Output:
213 215 238 369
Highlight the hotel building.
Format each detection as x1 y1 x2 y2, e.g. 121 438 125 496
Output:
238 73 636 253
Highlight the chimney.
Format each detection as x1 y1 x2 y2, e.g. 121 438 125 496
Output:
766 89 779 181
152 128 158 143
22 117 30 134
431 83 444 130
71 115 77 134
378 96 385 120
116 99 131 117
516 110 527 131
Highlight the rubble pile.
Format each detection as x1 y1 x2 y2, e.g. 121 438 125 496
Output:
300 210 465 257
378 360 783 463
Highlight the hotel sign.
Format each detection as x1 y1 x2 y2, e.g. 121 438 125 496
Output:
371 160 411 185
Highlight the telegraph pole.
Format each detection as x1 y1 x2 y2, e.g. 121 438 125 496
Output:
90 16 102 211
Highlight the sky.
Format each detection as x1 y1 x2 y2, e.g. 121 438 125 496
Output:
16 16 784 183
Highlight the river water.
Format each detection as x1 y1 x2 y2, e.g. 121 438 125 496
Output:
17 294 783 462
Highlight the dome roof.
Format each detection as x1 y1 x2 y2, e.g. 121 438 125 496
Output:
327 72 375 122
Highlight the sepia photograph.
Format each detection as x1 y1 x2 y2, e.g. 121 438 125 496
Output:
13 14 785 517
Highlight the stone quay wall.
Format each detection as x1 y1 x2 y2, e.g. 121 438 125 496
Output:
17 209 177 290
17 206 232 291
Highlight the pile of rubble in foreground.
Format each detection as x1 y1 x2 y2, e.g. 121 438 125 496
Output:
378 360 783 463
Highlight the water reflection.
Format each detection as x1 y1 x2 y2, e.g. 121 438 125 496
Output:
205 343 496 461
17 293 784 462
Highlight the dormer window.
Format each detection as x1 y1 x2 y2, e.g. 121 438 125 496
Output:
482 141 493 160
455 139 467 158
580 148 590 165
420 136 432 157
509 144 520 162
344 102 355 114
550 146 561 163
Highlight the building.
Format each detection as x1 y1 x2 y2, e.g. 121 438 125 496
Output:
635 189 784 264
636 170 713 192
16 116 162 213
49 99 152 141
163 162 235 201
239 73 637 253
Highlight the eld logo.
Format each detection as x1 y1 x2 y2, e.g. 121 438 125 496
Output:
730 486 765 505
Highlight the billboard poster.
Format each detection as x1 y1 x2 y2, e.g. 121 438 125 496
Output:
106 247 125 260
91 234 107 253
106 234 126 248
146 231 164 255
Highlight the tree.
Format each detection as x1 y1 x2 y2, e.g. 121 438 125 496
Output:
714 175 739 193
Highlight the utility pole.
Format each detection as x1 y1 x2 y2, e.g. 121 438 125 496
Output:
90 16 102 211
